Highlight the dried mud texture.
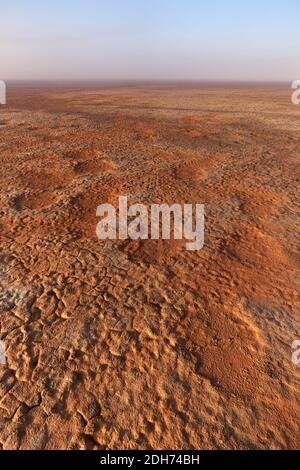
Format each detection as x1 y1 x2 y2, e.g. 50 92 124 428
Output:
0 85 300 450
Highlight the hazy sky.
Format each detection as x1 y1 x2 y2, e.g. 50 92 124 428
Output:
1 0 299 81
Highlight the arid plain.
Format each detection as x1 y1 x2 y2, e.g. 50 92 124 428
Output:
0 84 299 449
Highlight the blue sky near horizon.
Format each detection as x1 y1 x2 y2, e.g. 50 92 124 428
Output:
1 0 299 81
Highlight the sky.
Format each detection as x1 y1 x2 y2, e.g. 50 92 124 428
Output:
0 0 299 82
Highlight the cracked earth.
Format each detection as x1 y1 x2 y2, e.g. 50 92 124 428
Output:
0 84 299 449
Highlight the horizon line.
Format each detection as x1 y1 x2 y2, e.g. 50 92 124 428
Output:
4 78 293 87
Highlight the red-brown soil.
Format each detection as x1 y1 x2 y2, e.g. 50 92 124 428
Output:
0 84 299 449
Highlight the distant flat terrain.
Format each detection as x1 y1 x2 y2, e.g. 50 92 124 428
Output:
0 84 299 449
